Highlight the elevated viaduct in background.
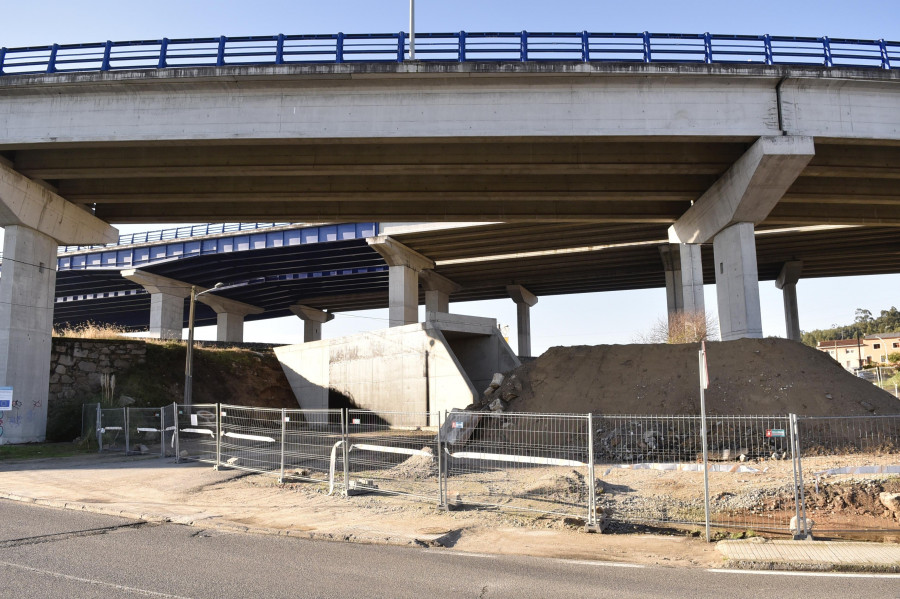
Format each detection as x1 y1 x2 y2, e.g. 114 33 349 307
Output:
0 31 899 441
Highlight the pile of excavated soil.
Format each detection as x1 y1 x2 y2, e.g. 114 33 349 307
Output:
493 338 899 416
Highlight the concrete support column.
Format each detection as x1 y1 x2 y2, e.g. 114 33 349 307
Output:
0 162 118 444
199 294 265 343
149 292 188 340
420 270 461 320
660 243 705 328
367 236 435 328
713 222 762 341
679 243 705 315
507 285 538 358
0 225 57 443
121 270 193 340
775 261 803 342
290 304 335 342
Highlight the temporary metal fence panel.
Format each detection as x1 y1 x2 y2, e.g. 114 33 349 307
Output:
443 412 591 518
97 407 126 452
126 407 174 457
593 414 795 532
218 404 282 475
81 403 100 449
794 414 900 534
347 410 442 502
282 409 345 487
175 403 218 464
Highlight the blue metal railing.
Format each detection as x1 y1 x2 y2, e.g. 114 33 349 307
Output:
0 31 896 76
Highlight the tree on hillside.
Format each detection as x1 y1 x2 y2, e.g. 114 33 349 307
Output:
635 310 719 344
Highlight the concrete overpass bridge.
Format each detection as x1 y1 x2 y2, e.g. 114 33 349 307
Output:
0 31 898 442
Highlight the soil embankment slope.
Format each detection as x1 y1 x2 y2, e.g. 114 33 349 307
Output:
492 338 898 415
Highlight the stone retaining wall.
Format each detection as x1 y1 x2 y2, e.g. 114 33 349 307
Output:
47 338 147 440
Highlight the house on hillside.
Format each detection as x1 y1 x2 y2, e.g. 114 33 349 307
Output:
816 339 868 371
863 333 900 364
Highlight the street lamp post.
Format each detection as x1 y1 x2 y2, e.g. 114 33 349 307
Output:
183 282 224 406
408 0 415 59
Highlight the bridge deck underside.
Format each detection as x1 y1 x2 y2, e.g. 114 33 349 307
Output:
5 137 900 226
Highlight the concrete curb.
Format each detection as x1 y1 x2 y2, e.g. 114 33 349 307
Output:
0 491 442 550
724 559 900 573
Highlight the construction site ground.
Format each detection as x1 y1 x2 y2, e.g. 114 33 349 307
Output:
2 451 899 572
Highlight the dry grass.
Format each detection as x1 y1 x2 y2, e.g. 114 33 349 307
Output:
52 321 129 340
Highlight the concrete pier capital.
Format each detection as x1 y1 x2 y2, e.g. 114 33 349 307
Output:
199 293 264 317
0 162 118 245
290 304 335 342
289 304 335 324
419 271 462 295
669 136 815 245
775 261 804 290
506 284 538 307
367 236 435 272
120 269 193 298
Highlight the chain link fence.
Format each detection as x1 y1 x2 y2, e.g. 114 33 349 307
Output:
80 402 900 538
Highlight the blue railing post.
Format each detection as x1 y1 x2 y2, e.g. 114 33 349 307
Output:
397 32 406 62
642 31 651 63
822 36 833 67
879 39 891 69
458 31 466 62
763 34 773 65
101 41 113 71
276 33 285 64
581 31 590 62
47 43 60 73
0 47 6 76
520 30 528 62
336 32 344 63
216 36 227 66
157 38 169 68
703 32 712 64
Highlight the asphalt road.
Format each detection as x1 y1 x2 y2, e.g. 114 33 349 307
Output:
1 500 898 598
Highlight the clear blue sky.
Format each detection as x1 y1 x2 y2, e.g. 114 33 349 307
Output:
2 1 898 351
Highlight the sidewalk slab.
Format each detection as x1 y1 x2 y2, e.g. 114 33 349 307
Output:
718 539 900 572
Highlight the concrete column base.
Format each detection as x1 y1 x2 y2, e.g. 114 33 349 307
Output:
713 222 763 340
0 225 57 444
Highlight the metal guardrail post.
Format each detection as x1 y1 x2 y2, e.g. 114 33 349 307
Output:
216 36 227 67
47 44 59 74
703 32 713 63
157 38 169 69
215 403 222 470
342 409 350 495
581 31 590 62
642 31 651 63
437 410 446 508
791 413 811 539
397 32 406 63
279 408 286 483
101 41 112 71
276 34 285 64
879 39 891 69
458 31 466 62
822 36 833 67
173 402 180 463
587 413 598 528
763 34 774 65
0 47 6 76
96 403 103 452
336 33 344 63
520 30 528 62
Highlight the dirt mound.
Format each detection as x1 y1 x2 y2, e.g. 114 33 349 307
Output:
491 338 899 416
387 447 438 480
